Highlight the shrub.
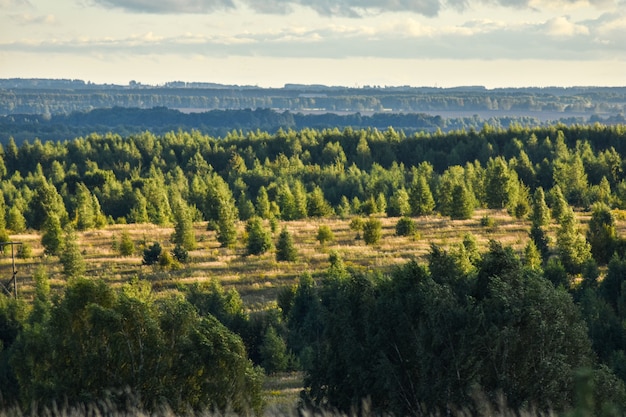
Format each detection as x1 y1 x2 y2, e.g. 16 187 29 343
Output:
142 242 162 266
276 227 297 262
395 217 416 236
363 217 382 245
118 231 135 256
316 225 335 245
246 217 272 255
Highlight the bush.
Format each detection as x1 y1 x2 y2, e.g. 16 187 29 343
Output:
395 217 416 236
172 243 189 263
142 242 162 266
316 225 335 245
363 217 382 245
118 231 135 256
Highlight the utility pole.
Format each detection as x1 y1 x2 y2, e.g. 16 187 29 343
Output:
0 242 22 298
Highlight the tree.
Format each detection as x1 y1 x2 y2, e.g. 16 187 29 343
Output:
41 214 64 256
260 326 290 374
387 188 411 217
530 187 551 227
362 217 382 245
172 198 196 250
556 207 592 274
409 175 435 216
7 206 26 233
59 227 85 279
246 217 272 255
276 227 298 262
484 156 517 209
307 186 333 217
450 184 474 220
255 186 272 219
586 203 617 265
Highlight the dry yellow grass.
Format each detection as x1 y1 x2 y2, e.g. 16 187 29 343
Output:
0 208 605 305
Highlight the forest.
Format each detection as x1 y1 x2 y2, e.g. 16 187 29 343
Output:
2 122 626 415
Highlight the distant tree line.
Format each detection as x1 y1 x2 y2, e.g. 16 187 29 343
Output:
1 82 624 116
1 106 601 144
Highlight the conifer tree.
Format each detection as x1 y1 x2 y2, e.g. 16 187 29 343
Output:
59 226 85 279
7 206 26 233
409 175 435 216
276 227 298 262
172 198 196 250
530 187 551 227
450 184 474 220
556 207 592 274
255 186 272 219
246 217 272 255
118 231 135 256
586 203 617 265
41 214 64 256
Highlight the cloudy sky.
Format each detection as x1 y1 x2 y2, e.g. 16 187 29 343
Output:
0 0 625 87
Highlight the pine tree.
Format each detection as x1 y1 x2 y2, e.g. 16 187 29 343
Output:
524 240 542 270
255 186 272 219
586 203 617 265
549 185 568 221
246 217 272 255
7 205 26 233
217 199 238 248
316 225 335 245
60 227 85 279
450 184 474 220
556 207 592 274
409 176 435 216
74 183 95 230
172 198 196 250
530 187 551 227
276 227 298 262
307 186 333 217
41 214 64 256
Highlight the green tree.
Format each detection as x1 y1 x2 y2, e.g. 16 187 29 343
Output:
556 207 592 274
450 184 474 220
530 186 551 227
409 175 435 216
307 186 333 217
260 326 290 374
484 156 517 209
6 206 26 233
41 213 64 256
586 203 617 265
387 187 411 217
142 242 162 266
59 226 85 279
255 186 272 219
362 217 382 245
276 227 298 262
246 217 272 255
172 198 196 250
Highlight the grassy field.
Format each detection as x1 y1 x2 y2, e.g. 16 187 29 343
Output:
0 208 607 306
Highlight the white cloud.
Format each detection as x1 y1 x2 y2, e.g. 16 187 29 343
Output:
544 16 590 36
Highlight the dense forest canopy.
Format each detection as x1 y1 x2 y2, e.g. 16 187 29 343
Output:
3 120 626 415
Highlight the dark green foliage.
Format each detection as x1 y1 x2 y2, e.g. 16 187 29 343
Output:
172 243 189 263
557 207 592 274
362 217 382 245
9 278 263 414
530 186 551 226
409 175 435 216
41 214 63 256
587 203 618 265
450 184 474 220
276 227 297 262
299 242 601 416
395 216 416 236
529 224 551 263
246 217 272 255
259 326 289 374
142 242 162 266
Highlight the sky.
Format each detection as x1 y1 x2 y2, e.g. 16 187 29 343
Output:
0 0 625 88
